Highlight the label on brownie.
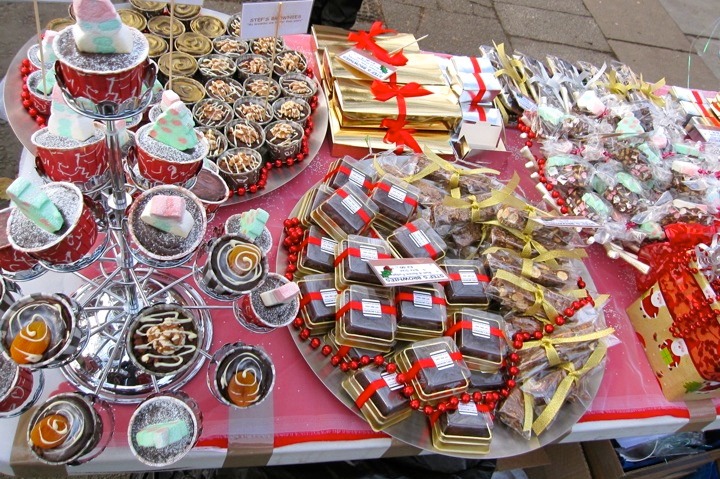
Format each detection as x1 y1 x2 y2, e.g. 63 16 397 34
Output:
472 318 491 338
410 230 430 248
388 185 407 203
320 288 337 307
348 168 367 188
430 350 454 370
457 401 479 416
413 291 433 309
367 258 449 286
359 246 379 261
320 237 337 255
361 298 382 318
341 194 362 214
381 372 402 391
459 269 479 285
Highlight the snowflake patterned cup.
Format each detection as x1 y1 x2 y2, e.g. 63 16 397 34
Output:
7 183 99 265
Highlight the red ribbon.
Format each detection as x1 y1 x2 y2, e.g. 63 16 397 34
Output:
404 222 438 258
404 351 464 381
428 402 492 426
444 320 505 339
335 188 372 225
299 291 323 308
347 22 408 67
371 79 431 153
355 377 392 408
373 181 418 207
335 300 397 320
300 235 322 251
323 165 374 190
395 291 446 306
334 246 392 267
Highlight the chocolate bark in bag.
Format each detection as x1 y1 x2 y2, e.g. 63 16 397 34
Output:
484 249 573 288
497 388 530 439
488 273 573 320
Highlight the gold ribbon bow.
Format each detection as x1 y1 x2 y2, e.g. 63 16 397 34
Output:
493 42 529 96
419 146 499 198
520 327 615 367
494 269 560 319
532 344 608 435
632 75 666 107
523 391 534 435
483 221 552 258
602 70 630 98
443 195 486 223
520 249 588 277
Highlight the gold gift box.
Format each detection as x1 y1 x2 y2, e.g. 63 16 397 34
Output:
333 78 461 131
312 25 420 54
327 96 455 156
322 45 447 86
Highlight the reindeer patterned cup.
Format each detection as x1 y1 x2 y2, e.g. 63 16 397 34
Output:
7 183 99 265
31 127 108 185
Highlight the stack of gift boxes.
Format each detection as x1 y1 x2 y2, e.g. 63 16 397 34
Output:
312 24 505 158
673 86 720 144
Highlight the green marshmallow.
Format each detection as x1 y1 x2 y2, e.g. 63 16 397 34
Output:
6 177 63 233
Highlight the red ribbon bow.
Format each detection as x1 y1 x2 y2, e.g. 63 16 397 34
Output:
371 79 431 153
347 22 408 66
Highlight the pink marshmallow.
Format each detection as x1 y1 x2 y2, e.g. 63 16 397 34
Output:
73 0 118 23
149 195 186 219
260 281 300 306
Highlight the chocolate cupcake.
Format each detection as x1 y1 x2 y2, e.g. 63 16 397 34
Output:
250 37 284 57
158 51 198 79
170 3 202 25
226 14 242 37
234 96 273 126
147 15 185 40
118 8 147 31
235 54 271 80
144 34 169 60
197 127 228 160
279 73 317 101
197 54 236 82
190 15 226 39
127 304 200 377
175 32 212 58
205 77 244 103
243 75 281 102
192 98 233 129
217 147 263 189
213 36 249 58
224 119 265 149
272 97 310 125
210 343 275 408
264 120 303 159
272 50 307 76
234 274 300 333
129 0 166 17
200 235 268 297
167 77 206 105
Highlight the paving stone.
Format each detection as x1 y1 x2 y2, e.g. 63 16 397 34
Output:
659 0 720 38
438 0 477 15
496 3 610 52
379 0 422 33
417 11 509 56
496 0 591 17
510 37 617 67
685 35 720 83
609 39 719 90
472 4 500 20
584 0 691 51
468 0 493 6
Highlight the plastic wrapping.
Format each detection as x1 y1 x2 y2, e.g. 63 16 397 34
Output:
484 249 575 289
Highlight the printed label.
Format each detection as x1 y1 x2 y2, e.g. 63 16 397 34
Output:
409 230 430 248
472 318 491 338
413 291 433 309
457 401 479 416
320 237 337 255
530 216 600 229
320 288 336 307
367 258 449 286
430 350 454 370
361 298 382 318
341 194 362 214
388 185 407 203
348 168 367 188
359 246 379 261
381 372 402 391
459 269 478 285
336 47 396 81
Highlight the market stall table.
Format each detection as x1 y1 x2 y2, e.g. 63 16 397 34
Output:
1 33 719 476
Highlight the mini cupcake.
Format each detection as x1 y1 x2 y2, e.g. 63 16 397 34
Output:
147 15 185 40
213 36 249 58
127 304 199 377
117 8 147 31
158 51 198 79
174 32 212 58
272 50 307 77
54 0 149 104
0 354 39 417
279 73 317 101
234 96 273 126
190 15 226 39
170 3 201 26
205 77 244 103
243 75 281 102
235 54 271 80
45 17 75 33
189 168 230 217
0 208 38 274
192 98 233 129
197 54 236 82
226 14 242 37
197 127 228 160
167 77 206 105
250 37 284 57
209 343 274 408
217 147 263 189
200 235 268 297
129 0 166 17
234 274 300 332
264 120 303 159
144 34 169 60
224 118 265 149
26 70 56 117
272 97 310 125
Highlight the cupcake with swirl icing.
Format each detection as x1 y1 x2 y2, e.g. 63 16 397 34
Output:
201 235 267 297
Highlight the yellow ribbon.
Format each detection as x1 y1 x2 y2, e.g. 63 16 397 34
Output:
443 195 488 223
420 146 499 198
520 327 615 367
532 344 608 435
493 96 510 125
483 221 551 258
494 269 559 319
523 391 534 435
631 75 666 107
601 70 629 98
493 42 529 96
